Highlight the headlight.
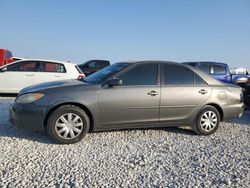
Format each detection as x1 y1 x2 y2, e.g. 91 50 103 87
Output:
16 93 44 104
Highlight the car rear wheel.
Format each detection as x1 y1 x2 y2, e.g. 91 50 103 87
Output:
193 105 220 135
46 105 90 144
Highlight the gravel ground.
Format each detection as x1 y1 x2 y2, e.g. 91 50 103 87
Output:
0 97 249 188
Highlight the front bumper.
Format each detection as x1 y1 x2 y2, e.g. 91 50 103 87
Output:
9 102 46 131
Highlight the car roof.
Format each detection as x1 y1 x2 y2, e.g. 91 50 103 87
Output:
117 60 180 65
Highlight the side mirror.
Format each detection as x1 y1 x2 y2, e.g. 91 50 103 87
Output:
107 78 122 87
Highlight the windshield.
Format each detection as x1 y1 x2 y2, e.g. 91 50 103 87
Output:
84 63 131 84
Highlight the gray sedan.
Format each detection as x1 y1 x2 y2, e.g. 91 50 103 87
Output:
10 61 244 144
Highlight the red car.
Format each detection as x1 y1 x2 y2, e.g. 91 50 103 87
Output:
0 49 14 67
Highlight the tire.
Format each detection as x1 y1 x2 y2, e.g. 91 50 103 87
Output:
46 105 90 144
193 105 221 135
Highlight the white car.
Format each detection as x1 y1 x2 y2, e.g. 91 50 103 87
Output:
0 59 85 94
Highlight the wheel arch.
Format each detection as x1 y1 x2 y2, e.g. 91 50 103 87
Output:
44 102 94 132
205 103 224 121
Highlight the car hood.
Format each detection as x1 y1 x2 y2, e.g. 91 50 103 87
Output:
19 79 87 95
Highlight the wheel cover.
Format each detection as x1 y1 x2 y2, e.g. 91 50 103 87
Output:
200 111 218 132
55 113 84 140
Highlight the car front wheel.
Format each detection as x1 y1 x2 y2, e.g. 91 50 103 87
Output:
193 105 221 135
46 105 90 144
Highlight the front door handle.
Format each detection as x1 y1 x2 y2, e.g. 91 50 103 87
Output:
25 74 34 76
147 91 159 96
199 89 208 95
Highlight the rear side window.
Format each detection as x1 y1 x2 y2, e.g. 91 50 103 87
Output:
6 61 39 72
164 64 194 85
197 64 210 74
75 66 83 73
212 64 226 74
119 63 158 85
39 62 66 73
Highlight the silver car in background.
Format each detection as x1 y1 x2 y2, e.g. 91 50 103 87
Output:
10 61 244 144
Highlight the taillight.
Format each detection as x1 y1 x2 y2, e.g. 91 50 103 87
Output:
77 75 85 80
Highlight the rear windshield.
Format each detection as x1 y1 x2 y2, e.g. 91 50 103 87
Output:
75 65 83 74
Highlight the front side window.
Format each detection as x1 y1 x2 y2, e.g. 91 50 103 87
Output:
39 62 66 73
164 64 194 85
213 64 226 74
5 61 39 72
197 64 210 74
119 63 158 86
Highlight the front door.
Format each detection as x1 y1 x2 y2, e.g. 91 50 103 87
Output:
97 63 160 127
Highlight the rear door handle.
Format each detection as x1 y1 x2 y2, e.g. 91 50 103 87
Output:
54 75 60 77
147 91 159 96
199 89 208 95
25 74 34 76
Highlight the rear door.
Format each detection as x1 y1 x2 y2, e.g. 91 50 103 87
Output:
0 61 39 93
35 61 67 84
160 64 211 122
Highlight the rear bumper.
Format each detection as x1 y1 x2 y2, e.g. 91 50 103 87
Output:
9 102 46 131
223 103 245 120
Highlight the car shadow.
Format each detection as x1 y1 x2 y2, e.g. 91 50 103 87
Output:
0 122 196 145
89 126 196 136
224 110 250 126
0 123 55 144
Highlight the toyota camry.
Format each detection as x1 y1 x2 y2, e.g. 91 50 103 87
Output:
10 61 244 144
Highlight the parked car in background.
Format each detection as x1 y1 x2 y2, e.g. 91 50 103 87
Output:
10 61 244 144
0 49 14 66
0 59 85 94
183 61 250 106
77 59 110 76
183 62 249 85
